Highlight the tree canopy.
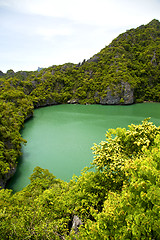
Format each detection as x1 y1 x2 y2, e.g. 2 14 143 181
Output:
0 120 160 239
0 19 160 239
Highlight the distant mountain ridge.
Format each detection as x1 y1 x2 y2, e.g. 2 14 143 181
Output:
1 19 160 107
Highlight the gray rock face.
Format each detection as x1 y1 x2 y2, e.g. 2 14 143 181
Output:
33 99 57 108
122 81 134 104
0 70 4 76
0 167 16 189
100 87 121 105
67 99 79 104
87 55 99 63
25 112 33 121
71 215 83 234
100 81 134 105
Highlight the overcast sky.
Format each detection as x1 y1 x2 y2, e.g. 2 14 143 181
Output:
0 0 160 73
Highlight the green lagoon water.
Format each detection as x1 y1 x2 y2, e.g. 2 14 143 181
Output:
7 103 160 192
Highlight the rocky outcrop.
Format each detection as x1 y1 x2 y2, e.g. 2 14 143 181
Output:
67 99 79 104
122 81 134 104
100 86 121 105
87 55 99 63
0 70 4 76
0 167 16 189
33 99 58 108
71 215 83 234
100 81 134 105
25 111 34 121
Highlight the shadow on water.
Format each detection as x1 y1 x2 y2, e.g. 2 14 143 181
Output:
6 156 24 193
6 117 34 192
6 116 37 191
6 103 160 192
7 151 33 192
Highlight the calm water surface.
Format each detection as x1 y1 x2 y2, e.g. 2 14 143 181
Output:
7 103 160 192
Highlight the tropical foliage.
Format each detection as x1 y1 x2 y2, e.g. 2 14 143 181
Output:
0 19 160 107
0 19 160 239
0 120 160 239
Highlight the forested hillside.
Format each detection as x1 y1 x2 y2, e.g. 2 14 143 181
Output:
1 19 160 106
1 119 160 239
0 19 160 239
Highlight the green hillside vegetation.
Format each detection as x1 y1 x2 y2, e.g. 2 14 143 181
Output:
1 19 160 106
1 119 160 239
0 19 160 239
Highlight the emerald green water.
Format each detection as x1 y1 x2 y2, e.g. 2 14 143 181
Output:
7 103 160 192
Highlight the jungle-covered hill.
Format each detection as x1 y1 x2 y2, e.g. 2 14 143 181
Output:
1 19 160 107
0 18 160 187
0 19 160 239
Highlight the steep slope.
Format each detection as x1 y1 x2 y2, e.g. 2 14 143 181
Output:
25 19 160 105
1 19 160 106
84 19 160 103
0 19 160 187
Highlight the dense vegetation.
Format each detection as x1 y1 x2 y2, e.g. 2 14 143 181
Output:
1 119 160 239
1 19 160 106
0 19 160 239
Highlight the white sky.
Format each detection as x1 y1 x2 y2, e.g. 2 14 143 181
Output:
0 0 160 73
